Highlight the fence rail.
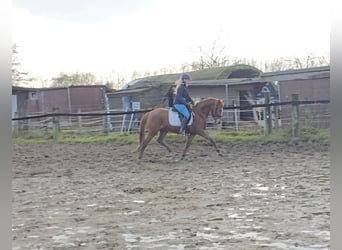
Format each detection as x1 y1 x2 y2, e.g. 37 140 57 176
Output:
12 98 330 139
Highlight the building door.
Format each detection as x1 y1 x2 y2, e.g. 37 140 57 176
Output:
12 95 17 131
239 90 254 121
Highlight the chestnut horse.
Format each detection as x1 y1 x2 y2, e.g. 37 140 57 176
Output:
134 97 225 159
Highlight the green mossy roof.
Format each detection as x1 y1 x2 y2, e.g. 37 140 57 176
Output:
125 64 261 89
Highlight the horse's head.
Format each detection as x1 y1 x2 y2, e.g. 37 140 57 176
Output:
211 99 225 124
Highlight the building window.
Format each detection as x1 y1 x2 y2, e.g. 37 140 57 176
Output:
30 91 38 100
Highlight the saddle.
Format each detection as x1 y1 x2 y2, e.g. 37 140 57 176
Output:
168 108 194 126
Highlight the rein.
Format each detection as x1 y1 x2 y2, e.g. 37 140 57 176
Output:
211 99 222 120
194 98 223 121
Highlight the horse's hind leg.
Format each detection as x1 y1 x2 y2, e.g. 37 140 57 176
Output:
181 134 195 159
139 131 157 159
157 130 172 153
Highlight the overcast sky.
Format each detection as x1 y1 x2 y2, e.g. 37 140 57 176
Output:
12 0 330 80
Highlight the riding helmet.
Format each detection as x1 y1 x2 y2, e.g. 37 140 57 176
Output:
181 72 191 80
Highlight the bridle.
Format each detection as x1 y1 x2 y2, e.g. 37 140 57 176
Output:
211 101 223 122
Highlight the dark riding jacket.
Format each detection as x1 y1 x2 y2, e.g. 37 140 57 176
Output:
174 83 194 106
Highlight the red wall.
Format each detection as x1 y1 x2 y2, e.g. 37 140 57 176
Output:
26 86 106 115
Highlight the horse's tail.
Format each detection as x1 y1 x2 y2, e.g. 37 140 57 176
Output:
132 111 149 153
139 112 149 145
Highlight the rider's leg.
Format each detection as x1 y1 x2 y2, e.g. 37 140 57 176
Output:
174 104 190 135
179 115 188 135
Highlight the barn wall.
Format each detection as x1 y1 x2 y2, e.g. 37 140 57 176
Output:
69 86 105 112
279 78 329 101
15 91 29 117
106 93 142 110
139 87 166 108
25 86 108 115
189 86 226 101
279 77 330 128
107 95 124 110
12 91 29 131
26 89 69 114
107 86 170 111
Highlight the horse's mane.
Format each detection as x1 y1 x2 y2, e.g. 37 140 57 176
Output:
194 97 217 107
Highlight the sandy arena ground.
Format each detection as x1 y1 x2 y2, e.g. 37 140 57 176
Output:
12 139 330 249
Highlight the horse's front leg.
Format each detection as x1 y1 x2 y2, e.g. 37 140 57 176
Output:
181 134 195 159
197 131 222 156
157 130 172 153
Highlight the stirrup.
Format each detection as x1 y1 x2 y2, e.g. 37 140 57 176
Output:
179 128 186 136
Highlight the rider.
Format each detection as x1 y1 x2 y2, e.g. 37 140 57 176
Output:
173 72 194 136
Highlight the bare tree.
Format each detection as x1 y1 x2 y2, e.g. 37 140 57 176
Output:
32 76 51 88
298 53 330 68
191 36 231 70
153 66 178 75
131 70 143 80
317 53 330 66
142 70 151 77
51 71 97 87
233 57 259 67
103 70 127 90
12 43 32 87
260 53 330 72
179 63 193 73
51 72 72 87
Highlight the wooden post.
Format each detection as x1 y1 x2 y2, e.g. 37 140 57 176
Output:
233 100 238 131
274 105 280 129
128 112 134 134
78 108 82 133
264 92 272 135
102 87 108 135
52 107 60 140
102 114 108 135
291 94 300 138
13 112 19 136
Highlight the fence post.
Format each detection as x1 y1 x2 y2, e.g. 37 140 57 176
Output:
264 92 272 135
78 108 82 133
13 112 19 136
102 113 108 135
233 100 239 131
274 105 280 129
52 107 60 140
291 94 300 138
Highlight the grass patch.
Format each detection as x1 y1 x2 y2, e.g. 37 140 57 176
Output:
299 126 330 142
12 128 330 145
12 132 138 144
202 128 329 144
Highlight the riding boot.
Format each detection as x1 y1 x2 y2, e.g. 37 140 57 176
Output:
179 116 188 136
